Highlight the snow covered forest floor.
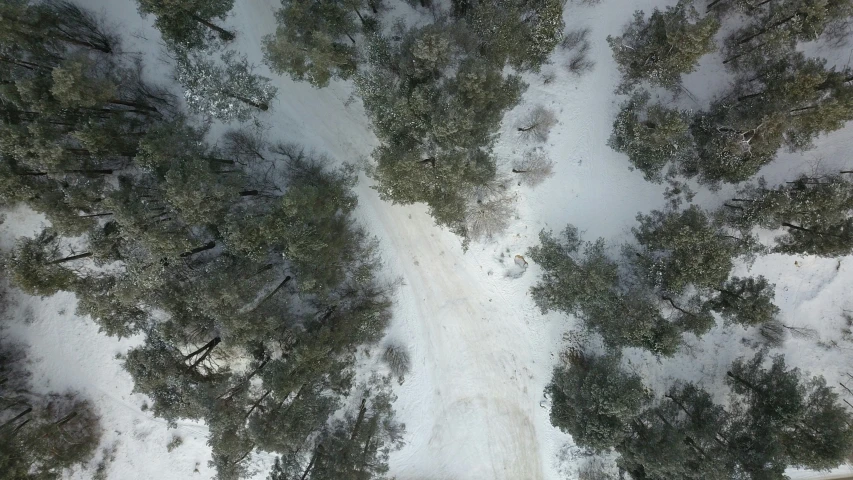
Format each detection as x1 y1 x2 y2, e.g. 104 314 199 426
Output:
5 0 853 479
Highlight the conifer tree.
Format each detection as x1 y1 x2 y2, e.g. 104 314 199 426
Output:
721 173 853 256
136 0 235 48
630 206 754 293
465 0 565 71
609 91 693 182
689 54 853 185
607 1 719 92
722 0 853 69
528 226 683 355
726 352 853 473
548 352 651 451
5 229 85 296
709 276 779 327
262 0 373 87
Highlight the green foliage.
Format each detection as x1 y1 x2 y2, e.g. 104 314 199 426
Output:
359 23 524 242
464 0 565 71
609 91 693 182
722 0 853 69
548 353 651 451
721 174 853 256
631 206 754 293
607 1 719 92
726 352 853 473
136 0 235 48
6 229 80 296
689 54 853 185
709 276 779 327
263 0 372 87
528 227 682 355
1 339 102 480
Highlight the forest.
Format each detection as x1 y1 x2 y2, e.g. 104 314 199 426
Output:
1 0 853 479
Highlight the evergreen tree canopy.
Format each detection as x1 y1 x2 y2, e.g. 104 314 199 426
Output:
173 47 277 122
136 0 235 48
721 173 853 256
607 1 719 92
722 0 853 69
609 90 694 182
631 206 754 293
263 0 375 87
528 226 683 355
462 0 565 71
689 54 853 185
359 24 524 243
548 352 651 451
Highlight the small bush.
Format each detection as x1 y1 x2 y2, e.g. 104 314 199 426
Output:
167 435 183 452
518 105 558 142
759 320 786 348
562 28 591 51
513 150 555 187
383 344 411 378
567 51 595 76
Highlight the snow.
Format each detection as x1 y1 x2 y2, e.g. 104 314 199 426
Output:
4 0 853 479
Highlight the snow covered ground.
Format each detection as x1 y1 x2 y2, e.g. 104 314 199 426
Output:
5 0 853 479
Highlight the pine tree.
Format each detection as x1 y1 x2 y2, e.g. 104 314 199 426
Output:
721 173 853 256
722 0 853 69
528 226 682 355
174 47 277 122
631 206 754 293
689 53 853 185
5 229 85 296
709 276 779 327
607 1 719 92
136 0 235 48
609 91 693 182
548 352 651 451
465 0 565 71
262 0 370 87
358 23 525 244
726 352 853 473
0 336 101 480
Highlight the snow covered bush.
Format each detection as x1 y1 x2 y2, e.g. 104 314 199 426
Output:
383 343 411 379
518 105 558 142
513 150 555 187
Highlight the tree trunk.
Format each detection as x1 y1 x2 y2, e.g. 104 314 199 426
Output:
187 12 235 41
726 370 761 393
706 0 724 12
239 190 259 196
350 398 368 441
723 40 769 64
54 411 78 426
78 212 113 218
218 357 270 400
300 445 322 480
224 91 269 111
49 252 92 264
185 336 222 371
231 444 255 465
179 241 216 258
512 169 528 174
252 276 291 311
0 406 31 429
108 99 159 114
244 390 271 419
